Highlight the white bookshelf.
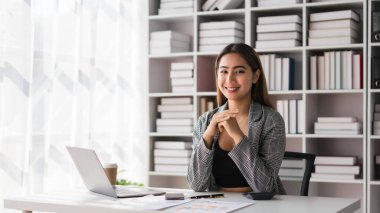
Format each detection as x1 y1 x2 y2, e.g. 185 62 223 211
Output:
148 0 370 212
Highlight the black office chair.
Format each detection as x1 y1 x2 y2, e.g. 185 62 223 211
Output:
283 151 316 196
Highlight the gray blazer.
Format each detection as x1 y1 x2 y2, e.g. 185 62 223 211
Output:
187 100 286 194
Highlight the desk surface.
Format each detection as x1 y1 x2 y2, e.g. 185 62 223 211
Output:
4 188 361 213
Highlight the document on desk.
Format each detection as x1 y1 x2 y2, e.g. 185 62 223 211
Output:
114 195 191 210
168 199 253 213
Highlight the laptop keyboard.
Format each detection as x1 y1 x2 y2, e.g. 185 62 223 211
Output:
115 187 141 196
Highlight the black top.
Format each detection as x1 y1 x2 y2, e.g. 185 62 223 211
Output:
212 141 249 188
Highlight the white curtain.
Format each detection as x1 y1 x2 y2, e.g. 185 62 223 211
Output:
0 0 148 210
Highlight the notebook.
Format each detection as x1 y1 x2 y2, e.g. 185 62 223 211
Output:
66 146 165 198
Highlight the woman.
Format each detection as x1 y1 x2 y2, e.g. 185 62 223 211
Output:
187 43 286 194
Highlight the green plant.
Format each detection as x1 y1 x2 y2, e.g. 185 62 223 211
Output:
116 169 144 186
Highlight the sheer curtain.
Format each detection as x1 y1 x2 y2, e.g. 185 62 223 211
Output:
0 0 148 210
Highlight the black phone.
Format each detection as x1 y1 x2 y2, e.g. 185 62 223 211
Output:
243 191 276 200
165 193 185 200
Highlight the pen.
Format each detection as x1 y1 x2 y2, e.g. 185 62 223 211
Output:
190 193 224 199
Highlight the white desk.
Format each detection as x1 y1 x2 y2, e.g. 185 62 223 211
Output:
4 188 360 213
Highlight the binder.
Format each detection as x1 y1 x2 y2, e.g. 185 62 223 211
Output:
372 57 380 88
373 3 380 42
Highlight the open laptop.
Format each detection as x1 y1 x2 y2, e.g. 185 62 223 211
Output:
66 146 165 198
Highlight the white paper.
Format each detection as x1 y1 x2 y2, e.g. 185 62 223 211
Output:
168 199 253 213
116 195 192 210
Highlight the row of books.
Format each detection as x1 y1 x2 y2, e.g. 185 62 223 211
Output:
312 156 359 180
156 97 194 133
259 55 295 91
256 15 302 49
373 104 380 135
150 30 191 55
158 0 193 15
257 0 301 8
154 141 192 173
309 51 362 90
276 99 303 134
199 97 215 116
201 0 243 11
170 62 194 93
308 10 359 46
199 21 244 52
314 117 362 135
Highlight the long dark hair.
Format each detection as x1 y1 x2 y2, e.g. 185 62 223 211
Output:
214 43 273 108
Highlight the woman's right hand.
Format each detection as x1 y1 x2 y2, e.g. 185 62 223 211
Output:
202 109 239 148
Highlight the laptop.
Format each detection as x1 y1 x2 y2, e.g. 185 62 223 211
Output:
66 146 165 198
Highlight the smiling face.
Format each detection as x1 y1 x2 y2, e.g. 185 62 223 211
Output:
217 53 260 103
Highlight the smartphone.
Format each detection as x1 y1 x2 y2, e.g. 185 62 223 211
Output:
165 193 185 200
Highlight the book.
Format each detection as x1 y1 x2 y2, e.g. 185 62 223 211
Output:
314 122 362 130
256 39 301 48
276 100 284 119
317 117 357 123
297 99 303 133
289 100 297 134
309 19 359 31
158 7 193 15
155 141 192 149
155 164 188 173
200 21 244 31
324 52 330 90
308 28 359 38
199 36 244 45
310 56 317 90
257 32 301 41
172 85 194 93
257 0 301 7
256 23 302 33
199 29 244 38
154 149 192 157
311 173 357 180
314 129 361 134
170 70 193 78
275 58 282 91
308 36 356 46
156 125 193 133
310 10 360 22
315 156 358 166
346 50 353 89
335 51 341 89
161 97 192 105
171 62 194 70
281 159 305 169
282 58 295 90
329 51 335 89
283 100 289 133
199 44 226 52
317 55 325 90
161 111 193 119
160 0 193 9
150 39 189 49
269 54 276 91
157 104 193 112
257 15 302 25
150 30 191 42
279 168 304 177
150 46 189 55
154 157 191 165
171 78 194 86
352 54 362 89
215 0 244 10
156 118 193 126
315 165 360 175
201 0 218 11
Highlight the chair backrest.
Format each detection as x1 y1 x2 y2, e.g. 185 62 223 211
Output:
283 151 316 196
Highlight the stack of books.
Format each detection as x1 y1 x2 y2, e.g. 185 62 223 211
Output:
150 30 191 55
373 104 380 135
308 10 359 46
158 0 193 15
276 99 303 134
154 141 192 173
279 158 305 178
199 97 215 115
314 117 362 135
259 54 295 91
309 51 362 90
201 0 244 11
170 62 194 93
256 15 302 49
199 20 244 52
257 0 301 7
312 156 359 180
156 97 194 133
